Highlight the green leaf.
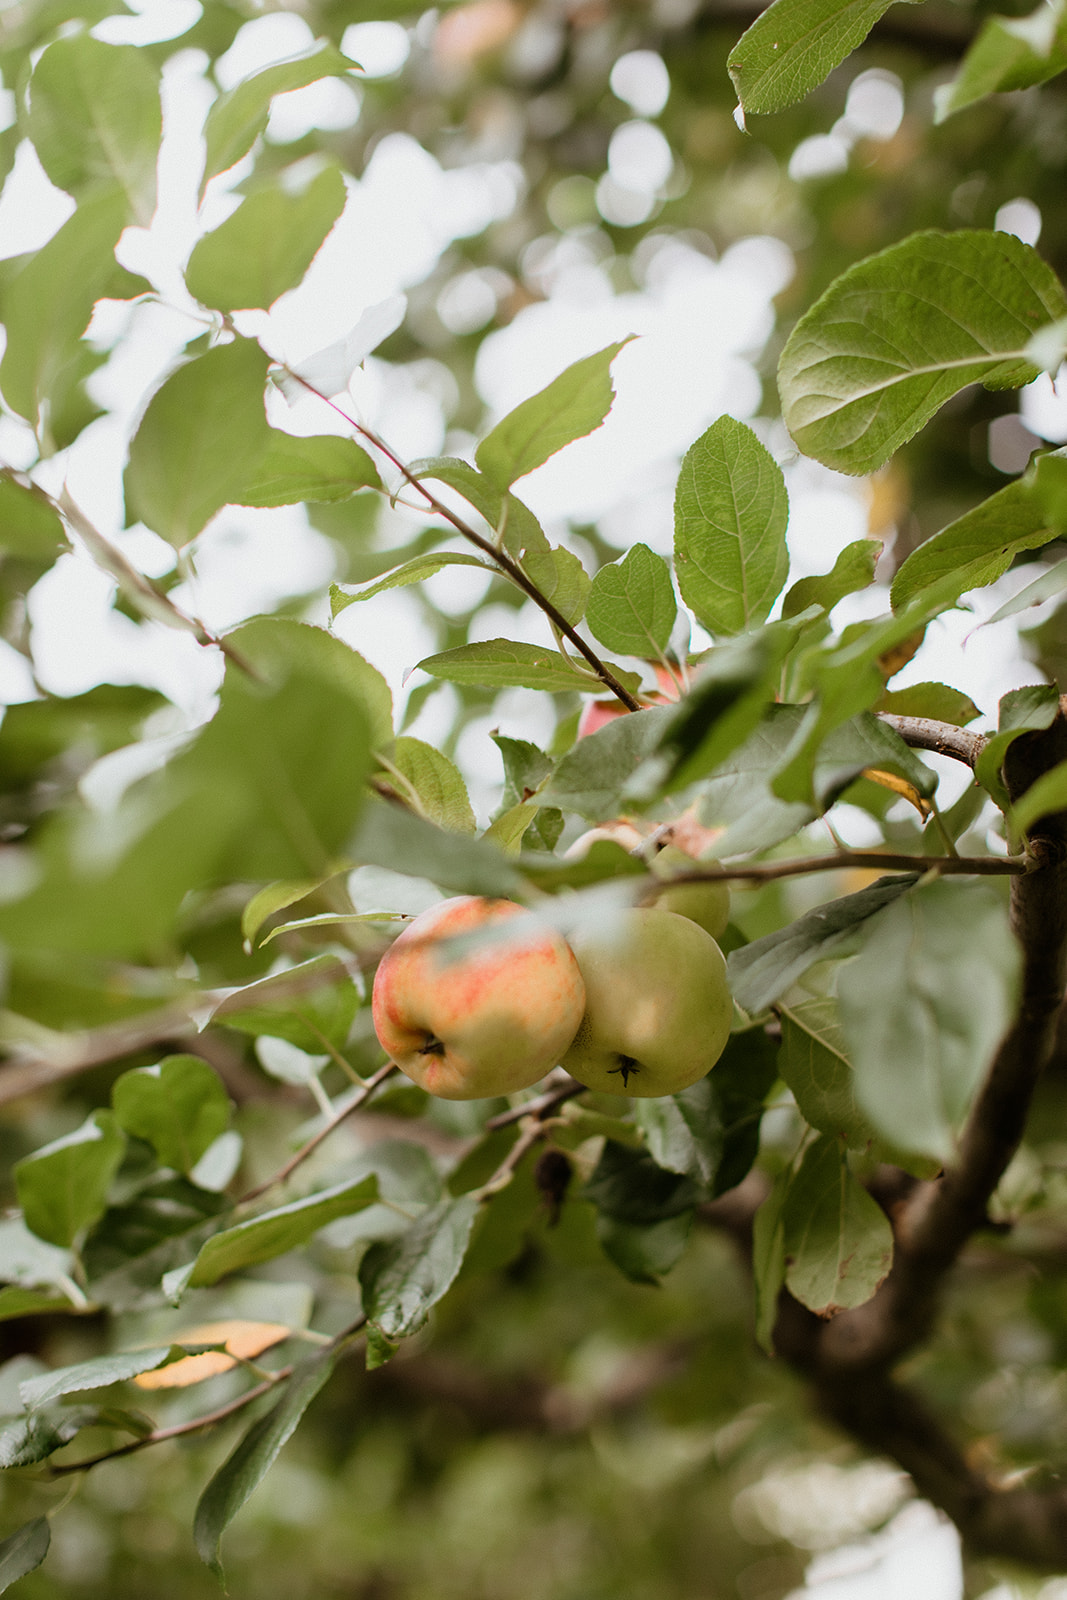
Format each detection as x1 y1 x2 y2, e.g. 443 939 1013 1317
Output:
0 1518 50 1592
779 231 1067 475
0 185 149 444
187 167 347 311
544 707 672 820
124 339 272 548
596 1213 693 1284
983 555 1067 628
416 639 639 697
382 737 476 834
19 1348 177 1409
586 543 676 656
728 0 907 116
194 1346 337 1578
360 1194 480 1341
673 417 789 636
523 546 591 627
27 35 161 222
974 682 1059 810
209 955 359 1054
186 1176 379 1288
15 1112 126 1248
876 681 981 725
752 1171 789 1354
781 539 880 620
839 879 1021 1161
890 457 1067 613
475 340 634 490
1007 757 1067 834
411 457 549 556
238 432 381 510
202 44 358 190
492 734 553 811
727 872 920 1014
633 1076 723 1186
782 1137 893 1315
0 1288 77 1322
0 473 67 562
0 684 166 791
710 1028 780 1195
583 1141 704 1224
331 551 490 614
111 1055 232 1177
241 877 335 946
935 0 1067 121
778 998 873 1149
353 795 521 897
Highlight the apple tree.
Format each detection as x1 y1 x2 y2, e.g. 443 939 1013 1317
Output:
2 0 1067 1595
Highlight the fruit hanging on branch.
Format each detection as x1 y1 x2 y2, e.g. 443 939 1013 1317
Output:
561 907 733 1097
640 845 731 941
372 895 586 1100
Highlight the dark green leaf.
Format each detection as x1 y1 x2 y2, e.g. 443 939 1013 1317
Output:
28 35 161 221
0 1288 77 1322
634 1076 723 1185
752 1171 789 1354
202 45 357 189
476 340 633 490
417 639 638 697
0 1406 105 1468
778 998 872 1148
728 0 906 116
491 734 553 811
19 1347 176 1410
353 794 522 896
544 707 672 820
596 1213 693 1284
781 539 880 620
708 1027 780 1195
673 417 789 636
0 1517 50 1592
839 879 1021 1160
727 873 920 1014
194 1346 337 1577
186 1176 379 1288
15 1112 126 1248
0 474 67 562
209 955 359 1053
360 1195 480 1341
187 167 346 311
124 339 273 548
974 682 1059 809
586 543 676 655
779 232 1067 475
111 1055 231 1177
238 431 381 509
583 1141 704 1224
782 1136 893 1314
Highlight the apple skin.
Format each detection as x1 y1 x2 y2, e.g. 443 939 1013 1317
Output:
642 845 730 941
372 896 586 1100
560 907 732 1098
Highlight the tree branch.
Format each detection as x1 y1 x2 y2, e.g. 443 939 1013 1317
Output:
875 714 986 769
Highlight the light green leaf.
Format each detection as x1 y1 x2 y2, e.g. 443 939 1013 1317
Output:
782 1136 893 1315
983 555 1067 627
475 340 634 490
587 543 677 655
0 474 67 561
0 185 149 445
352 795 522 898
523 546 591 627
416 639 638 696
876 681 981 725
27 34 161 222
778 998 873 1148
186 1176 379 1288
202 45 358 190
111 1055 231 1177
331 552 490 614
0 1517 50 1592
1008 756 1067 834
838 879 1021 1160
242 877 335 946
237 432 381 509
382 737 476 834
482 799 539 853
124 339 273 549
360 1194 480 1341
411 457 549 556
673 417 789 636
781 539 880 620
194 1346 337 1578
779 231 1067 475
935 0 1067 121
0 1288 77 1322
14 1112 126 1248
209 955 359 1054
727 872 920 1015
890 457 1067 613
544 706 672 820
728 0 908 116
19 1347 176 1409
752 1170 789 1354
187 167 347 311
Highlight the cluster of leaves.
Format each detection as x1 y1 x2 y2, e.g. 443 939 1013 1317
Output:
4 0 1067 1593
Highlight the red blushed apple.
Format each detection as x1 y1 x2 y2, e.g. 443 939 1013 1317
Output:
577 662 681 739
372 896 586 1100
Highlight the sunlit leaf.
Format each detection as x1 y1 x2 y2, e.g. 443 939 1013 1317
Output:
202 45 358 190
237 432 381 510
187 167 346 311
587 543 676 656
935 0 1067 121
728 0 910 116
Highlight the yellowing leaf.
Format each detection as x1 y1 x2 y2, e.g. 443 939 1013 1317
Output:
135 1321 290 1389
861 767 933 818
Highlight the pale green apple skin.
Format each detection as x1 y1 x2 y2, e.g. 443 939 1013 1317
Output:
561 907 732 1098
642 847 730 941
372 896 586 1100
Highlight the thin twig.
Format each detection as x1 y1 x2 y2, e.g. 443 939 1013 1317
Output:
238 1061 399 1204
663 850 1025 885
485 1074 587 1130
284 371 641 711
475 1076 585 1198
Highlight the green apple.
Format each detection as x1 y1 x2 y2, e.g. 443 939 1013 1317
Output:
560 907 732 1097
642 844 730 940
372 895 586 1100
